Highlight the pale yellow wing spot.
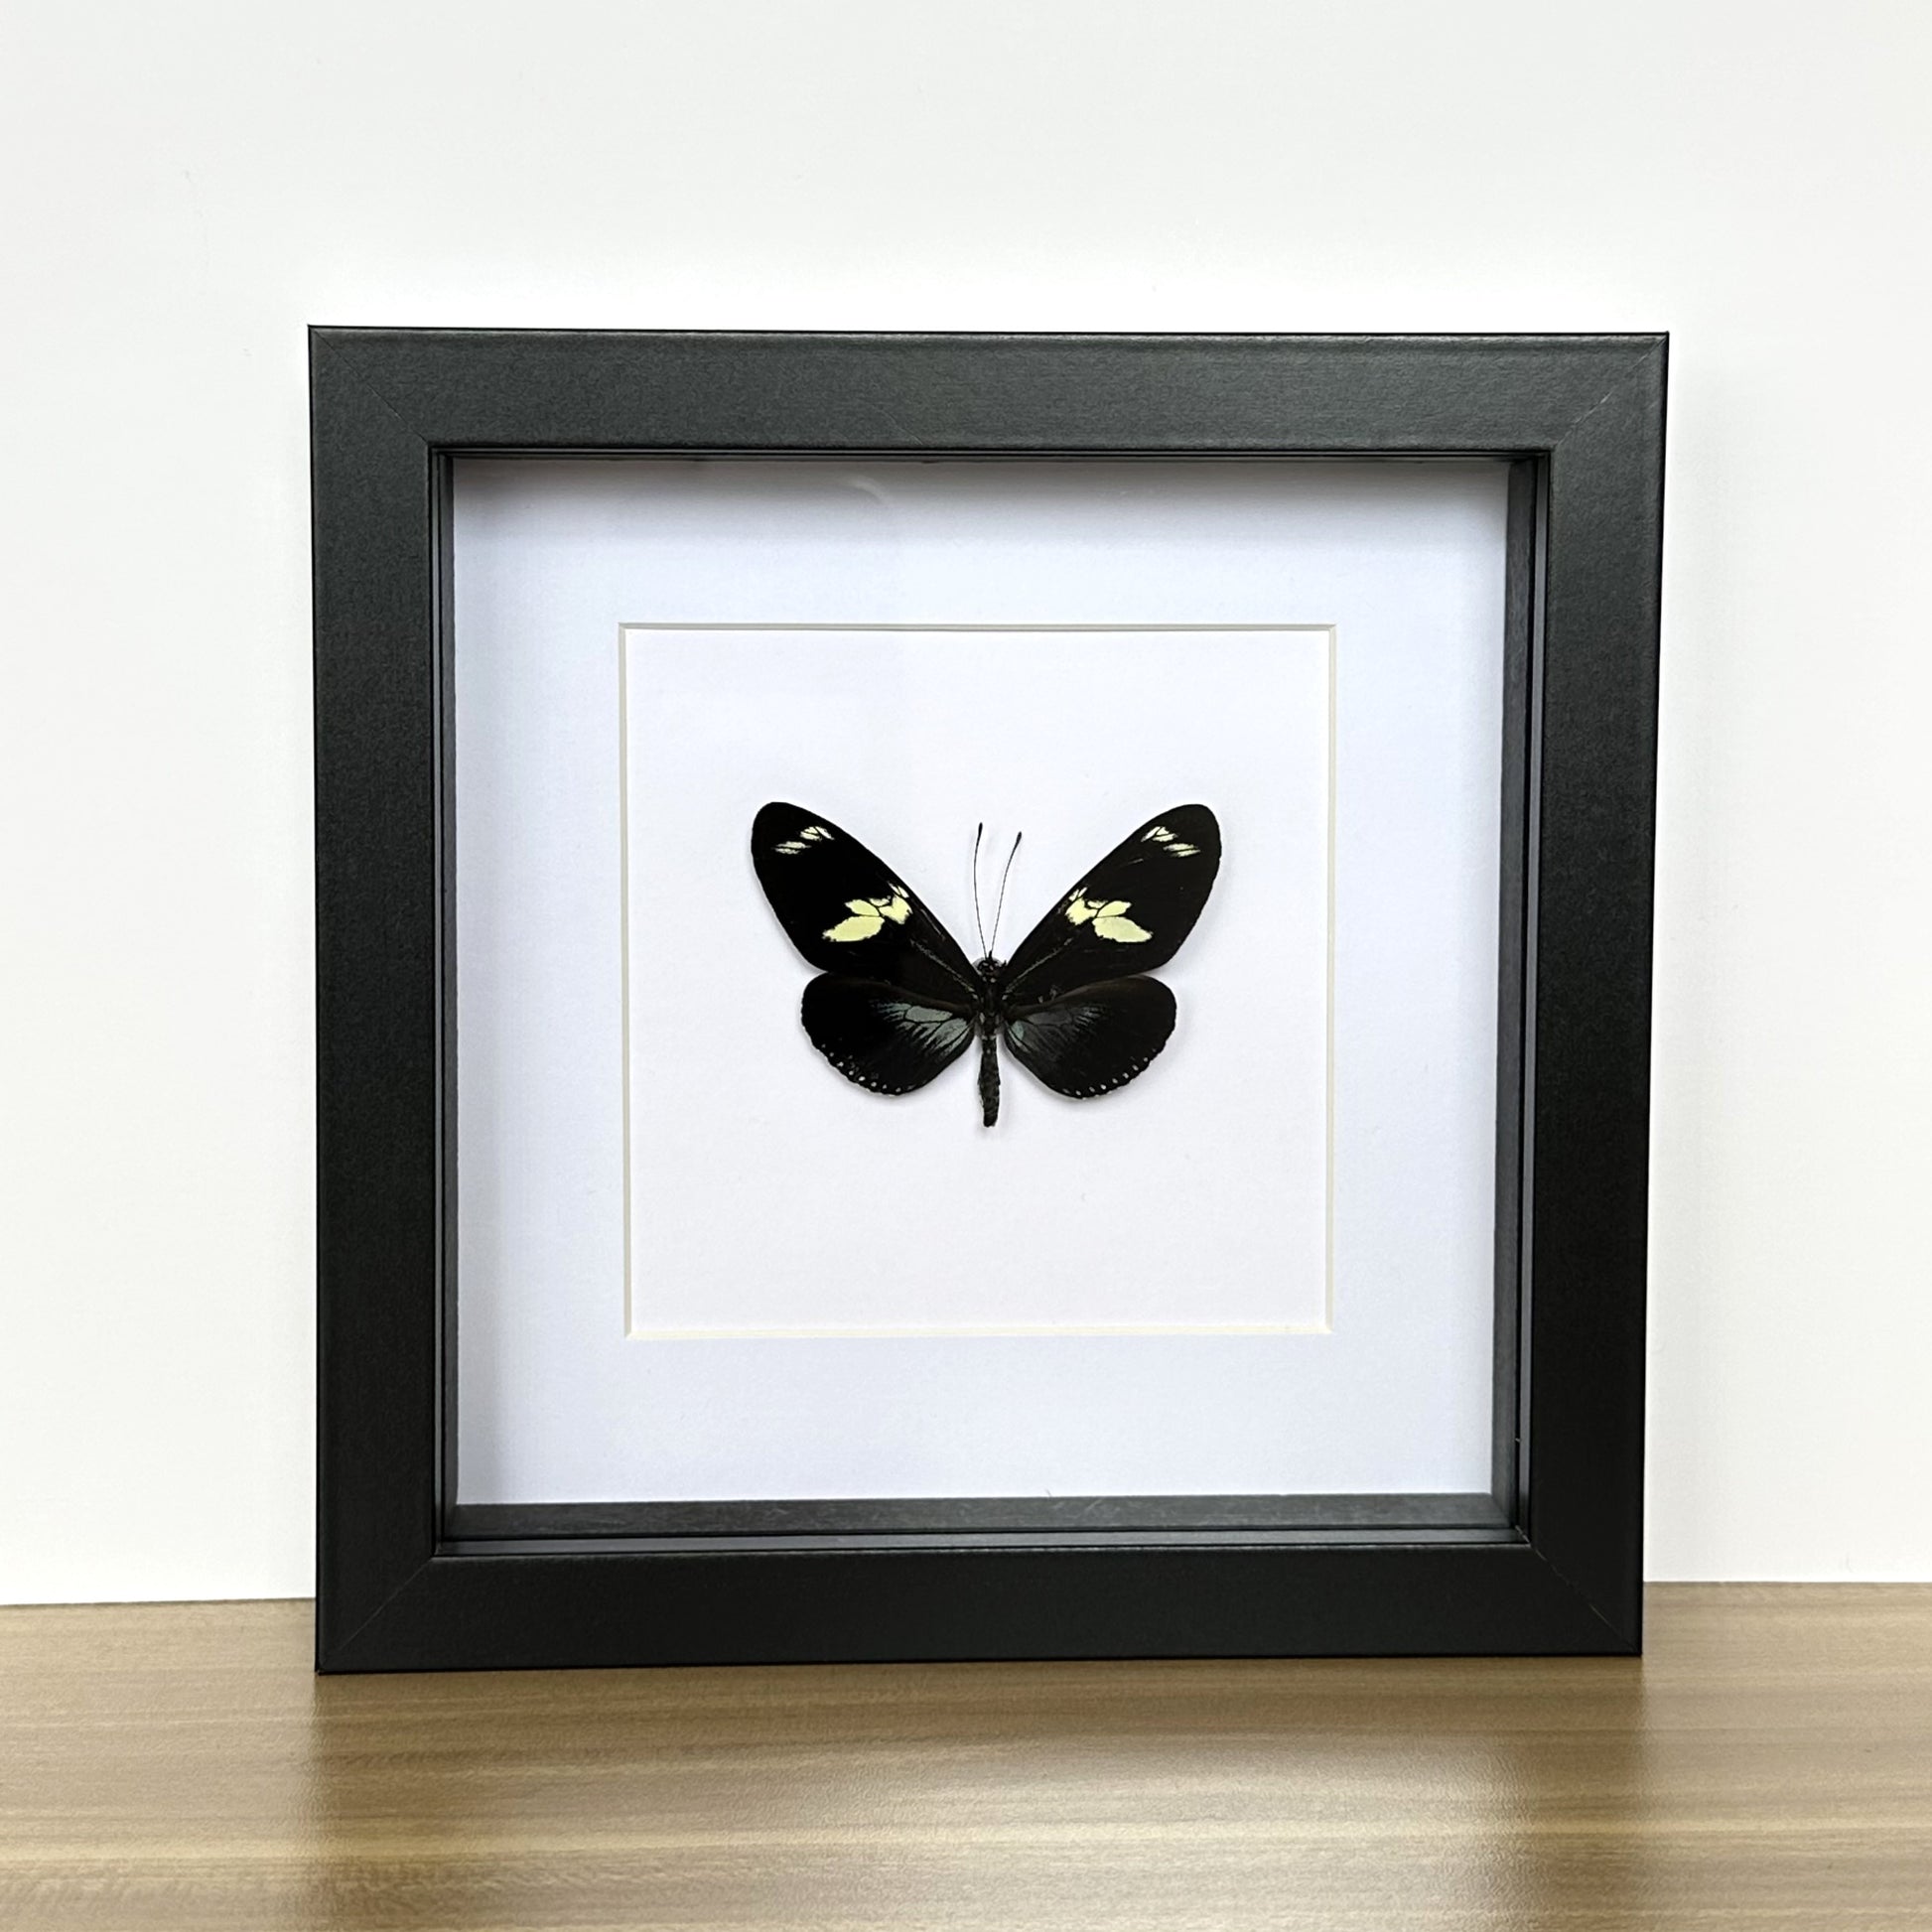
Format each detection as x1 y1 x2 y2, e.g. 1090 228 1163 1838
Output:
1066 895 1151 941
824 891 912 942
824 898 886 942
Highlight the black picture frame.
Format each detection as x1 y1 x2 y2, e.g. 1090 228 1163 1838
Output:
313 330 1665 1671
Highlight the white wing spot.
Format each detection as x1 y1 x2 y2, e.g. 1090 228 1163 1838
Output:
1142 824 1202 857
777 825 836 856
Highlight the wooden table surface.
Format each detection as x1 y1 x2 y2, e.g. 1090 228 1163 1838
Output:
2 1586 1928 1930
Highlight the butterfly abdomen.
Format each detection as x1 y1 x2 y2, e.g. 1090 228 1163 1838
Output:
977 1029 1000 1127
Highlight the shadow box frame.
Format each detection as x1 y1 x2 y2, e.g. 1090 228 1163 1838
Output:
312 329 1665 1673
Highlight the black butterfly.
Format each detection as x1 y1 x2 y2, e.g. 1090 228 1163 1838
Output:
752 802 1221 1126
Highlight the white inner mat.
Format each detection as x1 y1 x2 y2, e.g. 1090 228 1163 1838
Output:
455 459 1506 1503
622 624 1332 1337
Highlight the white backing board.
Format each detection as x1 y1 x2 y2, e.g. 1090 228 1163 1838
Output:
454 459 1506 1503
622 624 1332 1337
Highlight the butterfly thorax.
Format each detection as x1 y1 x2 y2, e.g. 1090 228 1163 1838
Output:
971 956 1006 1030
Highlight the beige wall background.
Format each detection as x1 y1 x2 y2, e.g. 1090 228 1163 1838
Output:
3 0 1928 1599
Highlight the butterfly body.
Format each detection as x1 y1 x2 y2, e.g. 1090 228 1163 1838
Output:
971 956 1004 1129
753 802 1220 1126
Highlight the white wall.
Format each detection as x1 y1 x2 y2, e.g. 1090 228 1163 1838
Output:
3 0 1927 1600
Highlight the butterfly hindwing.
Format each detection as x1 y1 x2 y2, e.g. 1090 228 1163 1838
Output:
801 976 976 1095
999 804 1221 1006
1002 977 1177 1099
752 801 977 1006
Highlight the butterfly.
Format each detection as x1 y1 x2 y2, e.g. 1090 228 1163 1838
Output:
751 801 1221 1126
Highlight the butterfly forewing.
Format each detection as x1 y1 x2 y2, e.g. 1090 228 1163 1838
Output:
751 802 977 1006
998 804 1221 1006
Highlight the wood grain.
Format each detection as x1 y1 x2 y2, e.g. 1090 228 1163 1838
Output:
2 1587 1928 1930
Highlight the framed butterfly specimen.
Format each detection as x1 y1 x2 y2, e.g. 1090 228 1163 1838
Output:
314 328 1664 1672
751 802 1221 1125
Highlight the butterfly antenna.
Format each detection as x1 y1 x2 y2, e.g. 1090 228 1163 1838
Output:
970 821 988 956
989 831 1023 955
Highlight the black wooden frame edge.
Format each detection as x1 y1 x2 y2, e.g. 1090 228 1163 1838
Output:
313 330 1663 1672
1519 347 1664 1649
1492 456 1539 1516
446 1490 1513 1542
322 1543 1632 1674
